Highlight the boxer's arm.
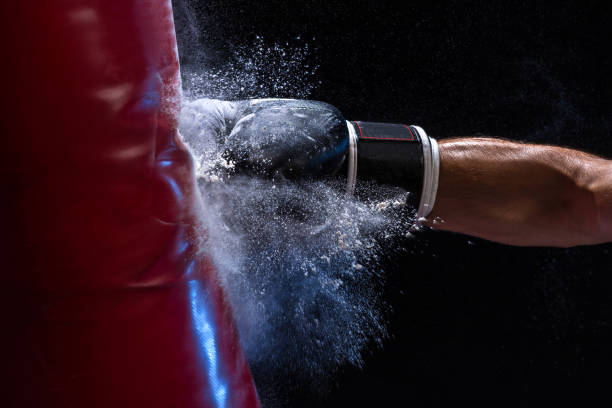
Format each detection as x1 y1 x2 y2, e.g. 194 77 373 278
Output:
424 138 612 247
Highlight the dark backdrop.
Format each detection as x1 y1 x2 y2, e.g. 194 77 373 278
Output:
173 1 612 406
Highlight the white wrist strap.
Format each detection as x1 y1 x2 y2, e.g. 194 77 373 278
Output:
346 121 358 196
414 126 439 219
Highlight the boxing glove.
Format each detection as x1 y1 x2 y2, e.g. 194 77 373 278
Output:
182 98 440 218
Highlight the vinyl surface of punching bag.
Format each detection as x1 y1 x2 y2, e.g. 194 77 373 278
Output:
1 1 260 407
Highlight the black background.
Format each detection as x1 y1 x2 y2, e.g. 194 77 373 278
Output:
174 1 612 406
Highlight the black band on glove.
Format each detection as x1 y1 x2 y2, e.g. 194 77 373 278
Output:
346 121 439 218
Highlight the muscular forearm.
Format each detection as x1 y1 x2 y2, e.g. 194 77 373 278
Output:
425 137 612 247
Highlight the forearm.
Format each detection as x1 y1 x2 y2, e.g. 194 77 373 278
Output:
425 137 612 247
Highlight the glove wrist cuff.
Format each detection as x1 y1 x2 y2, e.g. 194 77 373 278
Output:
345 121 439 218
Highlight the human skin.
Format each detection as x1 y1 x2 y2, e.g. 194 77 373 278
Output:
424 138 612 247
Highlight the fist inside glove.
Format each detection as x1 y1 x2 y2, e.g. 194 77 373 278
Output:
224 99 349 180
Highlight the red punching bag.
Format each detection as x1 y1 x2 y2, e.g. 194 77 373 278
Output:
2 1 260 407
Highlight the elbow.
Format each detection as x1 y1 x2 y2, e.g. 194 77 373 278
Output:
589 163 612 243
567 162 612 246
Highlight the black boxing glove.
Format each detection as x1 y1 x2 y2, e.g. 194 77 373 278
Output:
180 98 348 180
223 99 349 180
181 98 439 218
